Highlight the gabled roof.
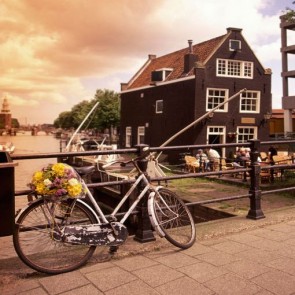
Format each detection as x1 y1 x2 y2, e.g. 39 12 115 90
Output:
125 33 228 90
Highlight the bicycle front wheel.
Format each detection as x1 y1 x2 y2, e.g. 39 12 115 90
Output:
151 188 196 249
13 198 97 274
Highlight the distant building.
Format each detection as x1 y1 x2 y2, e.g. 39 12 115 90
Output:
269 109 295 137
120 27 272 162
0 97 12 129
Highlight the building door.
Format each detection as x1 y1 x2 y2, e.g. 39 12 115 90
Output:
207 126 225 157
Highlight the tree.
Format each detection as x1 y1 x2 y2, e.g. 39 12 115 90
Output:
53 89 120 138
11 118 20 128
92 89 120 130
54 111 75 129
282 1 295 21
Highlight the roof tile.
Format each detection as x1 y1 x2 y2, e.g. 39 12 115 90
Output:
127 34 226 89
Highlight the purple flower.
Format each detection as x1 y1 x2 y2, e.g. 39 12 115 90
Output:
55 188 67 196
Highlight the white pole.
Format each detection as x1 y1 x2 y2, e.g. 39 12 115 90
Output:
65 102 99 151
159 88 247 148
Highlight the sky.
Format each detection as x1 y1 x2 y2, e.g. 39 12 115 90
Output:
1 0 295 125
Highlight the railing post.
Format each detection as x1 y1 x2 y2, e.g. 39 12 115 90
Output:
0 152 18 236
133 144 156 243
247 140 265 220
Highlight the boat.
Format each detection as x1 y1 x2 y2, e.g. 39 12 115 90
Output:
0 142 15 154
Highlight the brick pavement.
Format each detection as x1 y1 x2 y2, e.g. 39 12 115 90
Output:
1 207 295 295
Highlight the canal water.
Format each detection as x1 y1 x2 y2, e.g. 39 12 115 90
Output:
1 132 61 191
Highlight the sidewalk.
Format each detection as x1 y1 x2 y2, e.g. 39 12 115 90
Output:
1 206 295 295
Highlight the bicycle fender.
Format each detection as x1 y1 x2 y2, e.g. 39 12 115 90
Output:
147 192 166 238
76 199 100 223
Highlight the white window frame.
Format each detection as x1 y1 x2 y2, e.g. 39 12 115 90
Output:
229 39 241 51
240 90 260 113
137 126 145 144
207 126 226 158
236 126 257 143
156 100 163 113
206 88 229 112
216 58 253 79
125 126 132 147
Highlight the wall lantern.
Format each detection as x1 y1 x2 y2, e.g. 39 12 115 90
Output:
260 112 272 127
227 131 237 139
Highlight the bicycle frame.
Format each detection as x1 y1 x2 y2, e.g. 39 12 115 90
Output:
81 172 159 225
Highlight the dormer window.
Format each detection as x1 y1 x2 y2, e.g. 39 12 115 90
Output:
229 39 241 51
151 68 173 82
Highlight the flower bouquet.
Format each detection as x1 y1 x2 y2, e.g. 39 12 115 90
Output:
29 163 84 201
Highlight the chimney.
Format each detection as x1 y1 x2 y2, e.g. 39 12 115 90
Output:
188 40 193 53
184 40 197 73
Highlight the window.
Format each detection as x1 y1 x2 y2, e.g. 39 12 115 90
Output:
237 127 257 143
229 39 241 51
206 88 229 112
217 59 253 78
125 127 132 147
151 68 173 82
156 100 163 113
240 91 260 113
137 126 145 144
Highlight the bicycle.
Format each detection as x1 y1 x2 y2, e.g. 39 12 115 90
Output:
13 149 196 274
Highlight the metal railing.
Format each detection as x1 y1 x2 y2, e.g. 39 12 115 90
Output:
1 139 295 240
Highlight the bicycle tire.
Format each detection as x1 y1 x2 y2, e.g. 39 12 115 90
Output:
150 188 196 249
13 198 97 274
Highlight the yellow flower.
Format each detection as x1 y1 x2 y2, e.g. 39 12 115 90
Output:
35 183 46 194
67 184 82 197
29 163 84 200
52 163 66 177
33 171 43 182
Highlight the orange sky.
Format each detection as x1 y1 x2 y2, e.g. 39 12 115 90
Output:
0 0 293 124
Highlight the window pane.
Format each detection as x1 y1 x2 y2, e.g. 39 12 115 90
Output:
207 88 227 111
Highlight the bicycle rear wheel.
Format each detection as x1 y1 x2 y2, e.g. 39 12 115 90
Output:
13 198 97 274
150 188 196 249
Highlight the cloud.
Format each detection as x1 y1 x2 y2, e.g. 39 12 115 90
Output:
0 0 292 123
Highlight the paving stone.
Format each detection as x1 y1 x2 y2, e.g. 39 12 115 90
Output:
80 261 115 274
182 243 215 256
250 228 292 242
251 269 295 294
156 276 214 295
155 252 200 269
17 287 48 295
210 240 253 254
266 223 295 234
59 284 103 295
85 266 136 292
245 238 283 251
222 259 271 279
39 271 90 295
143 248 179 259
285 237 295 246
113 255 158 271
197 250 241 266
179 261 228 283
0 280 40 295
133 264 184 287
225 232 262 244
265 257 295 275
199 237 228 246
271 244 295 260
253 290 276 295
236 248 282 264
204 273 262 295
105 279 159 295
